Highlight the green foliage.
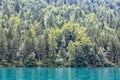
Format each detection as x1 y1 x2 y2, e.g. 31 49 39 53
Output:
0 0 119 67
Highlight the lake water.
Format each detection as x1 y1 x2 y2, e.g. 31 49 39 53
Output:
0 67 120 80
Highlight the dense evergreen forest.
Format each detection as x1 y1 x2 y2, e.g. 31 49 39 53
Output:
0 0 120 67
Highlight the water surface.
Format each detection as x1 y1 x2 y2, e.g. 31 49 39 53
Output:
0 67 120 80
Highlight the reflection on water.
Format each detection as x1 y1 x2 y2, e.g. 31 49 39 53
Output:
0 67 120 80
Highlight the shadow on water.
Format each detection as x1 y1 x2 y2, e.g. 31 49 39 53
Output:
0 67 120 80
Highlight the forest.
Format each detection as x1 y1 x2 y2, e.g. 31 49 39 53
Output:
0 0 120 67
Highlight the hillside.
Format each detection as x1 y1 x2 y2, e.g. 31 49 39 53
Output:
0 0 120 67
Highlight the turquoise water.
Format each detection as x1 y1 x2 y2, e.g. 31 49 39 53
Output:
0 68 120 80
